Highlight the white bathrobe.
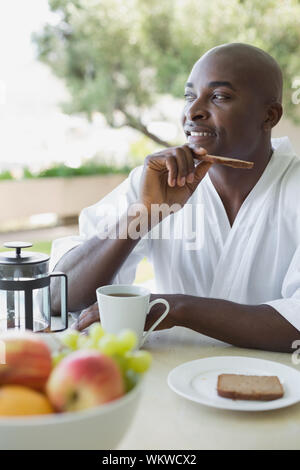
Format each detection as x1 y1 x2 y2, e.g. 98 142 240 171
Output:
51 137 300 331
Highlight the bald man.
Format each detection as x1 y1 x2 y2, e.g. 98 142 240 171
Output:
51 43 300 352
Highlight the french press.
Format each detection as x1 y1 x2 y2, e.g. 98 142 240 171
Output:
0 242 68 333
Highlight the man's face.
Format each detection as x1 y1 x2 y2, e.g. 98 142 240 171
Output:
182 53 267 159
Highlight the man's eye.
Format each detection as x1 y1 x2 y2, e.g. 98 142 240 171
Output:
213 94 229 101
184 94 195 101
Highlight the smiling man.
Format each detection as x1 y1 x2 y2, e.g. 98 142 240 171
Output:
51 43 300 352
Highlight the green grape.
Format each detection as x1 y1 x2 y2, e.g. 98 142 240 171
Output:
52 351 67 368
116 329 138 353
77 334 95 349
98 333 119 356
124 369 140 392
60 330 80 350
126 350 152 373
112 354 129 374
89 323 105 342
85 338 99 349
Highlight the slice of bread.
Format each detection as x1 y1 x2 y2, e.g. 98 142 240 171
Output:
217 374 284 401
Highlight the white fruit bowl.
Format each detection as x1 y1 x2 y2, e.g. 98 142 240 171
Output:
0 380 143 450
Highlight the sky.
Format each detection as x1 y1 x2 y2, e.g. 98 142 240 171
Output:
0 0 57 68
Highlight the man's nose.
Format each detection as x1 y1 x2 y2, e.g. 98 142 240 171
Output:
185 98 210 121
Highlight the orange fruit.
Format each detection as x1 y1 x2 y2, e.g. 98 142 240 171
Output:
0 385 54 417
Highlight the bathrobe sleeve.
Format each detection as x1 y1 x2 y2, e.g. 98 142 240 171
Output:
50 165 149 285
264 245 300 331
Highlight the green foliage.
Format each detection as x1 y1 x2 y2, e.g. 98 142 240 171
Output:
37 161 132 178
23 167 35 179
0 171 13 181
0 161 132 181
33 0 300 133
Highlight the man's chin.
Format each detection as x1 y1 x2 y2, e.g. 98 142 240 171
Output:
188 141 217 156
189 143 241 160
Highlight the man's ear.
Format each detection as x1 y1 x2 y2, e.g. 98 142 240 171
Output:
263 102 283 131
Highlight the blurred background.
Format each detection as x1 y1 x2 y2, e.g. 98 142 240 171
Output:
1 0 300 285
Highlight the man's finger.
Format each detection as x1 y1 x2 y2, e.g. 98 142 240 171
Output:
165 155 178 186
73 304 100 331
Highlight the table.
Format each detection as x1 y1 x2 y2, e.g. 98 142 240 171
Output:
118 326 300 450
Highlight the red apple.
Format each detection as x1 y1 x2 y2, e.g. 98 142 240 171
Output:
46 350 125 412
0 331 52 391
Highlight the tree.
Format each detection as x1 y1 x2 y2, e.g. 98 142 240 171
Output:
33 0 300 147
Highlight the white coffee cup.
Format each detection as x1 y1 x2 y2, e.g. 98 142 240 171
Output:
96 284 170 347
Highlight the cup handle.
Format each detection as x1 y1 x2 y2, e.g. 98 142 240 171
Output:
140 298 170 347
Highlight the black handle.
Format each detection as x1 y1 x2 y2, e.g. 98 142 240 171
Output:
49 272 68 332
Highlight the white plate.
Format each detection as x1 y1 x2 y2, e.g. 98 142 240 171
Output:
167 356 300 411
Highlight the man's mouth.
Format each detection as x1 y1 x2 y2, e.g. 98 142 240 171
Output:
190 131 215 137
184 127 217 145
186 130 217 145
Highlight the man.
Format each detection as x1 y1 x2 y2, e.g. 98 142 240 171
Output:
51 43 300 352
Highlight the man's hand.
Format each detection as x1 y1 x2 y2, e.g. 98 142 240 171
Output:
73 302 100 331
144 296 178 331
140 145 212 217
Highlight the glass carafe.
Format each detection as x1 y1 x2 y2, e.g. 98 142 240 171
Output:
0 242 68 333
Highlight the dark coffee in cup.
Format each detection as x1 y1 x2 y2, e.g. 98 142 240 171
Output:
108 293 138 297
